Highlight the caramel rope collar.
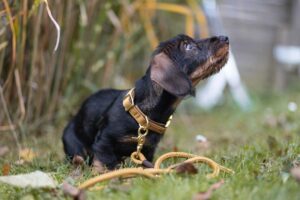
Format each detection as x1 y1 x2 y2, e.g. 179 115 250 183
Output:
123 88 172 134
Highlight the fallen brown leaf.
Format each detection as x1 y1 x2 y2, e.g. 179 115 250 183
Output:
192 179 225 200
2 163 10 175
19 148 37 162
290 167 300 183
172 146 178 152
62 182 86 200
175 163 198 175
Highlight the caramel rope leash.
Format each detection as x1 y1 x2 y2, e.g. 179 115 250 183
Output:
79 120 234 190
79 151 234 190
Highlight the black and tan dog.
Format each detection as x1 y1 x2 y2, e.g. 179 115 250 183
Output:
62 34 229 171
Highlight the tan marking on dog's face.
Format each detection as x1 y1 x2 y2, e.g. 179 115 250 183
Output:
190 43 229 86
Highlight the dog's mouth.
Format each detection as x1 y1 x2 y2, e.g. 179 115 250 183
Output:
190 44 229 85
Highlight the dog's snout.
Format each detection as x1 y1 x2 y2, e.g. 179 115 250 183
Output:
210 36 219 43
208 36 229 44
218 36 229 44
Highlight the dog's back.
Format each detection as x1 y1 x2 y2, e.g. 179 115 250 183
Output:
62 89 122 160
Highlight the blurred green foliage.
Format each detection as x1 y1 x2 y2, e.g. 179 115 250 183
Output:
0 0 184 136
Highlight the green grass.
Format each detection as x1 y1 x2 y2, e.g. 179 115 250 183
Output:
1 89 300 200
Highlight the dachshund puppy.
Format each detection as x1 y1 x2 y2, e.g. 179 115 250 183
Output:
62 34 229 171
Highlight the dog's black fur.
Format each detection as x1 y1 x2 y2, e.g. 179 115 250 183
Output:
62 34 229 169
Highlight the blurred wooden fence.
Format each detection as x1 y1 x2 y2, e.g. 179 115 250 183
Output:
218 0 300 89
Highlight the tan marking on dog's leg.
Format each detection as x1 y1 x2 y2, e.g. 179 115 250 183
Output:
92 159 107 174
72 155 85 166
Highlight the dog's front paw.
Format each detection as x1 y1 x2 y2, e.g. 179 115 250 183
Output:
72 155 85 166
92 159 107 174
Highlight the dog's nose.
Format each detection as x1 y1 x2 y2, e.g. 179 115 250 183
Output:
218 36 229 44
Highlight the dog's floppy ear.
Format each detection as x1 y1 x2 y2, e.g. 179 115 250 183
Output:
150 53 192 97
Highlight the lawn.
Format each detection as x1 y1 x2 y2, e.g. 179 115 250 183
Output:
0 89 300 200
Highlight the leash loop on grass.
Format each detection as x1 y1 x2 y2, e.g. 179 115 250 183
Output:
78 151 234 190
78 168 156 190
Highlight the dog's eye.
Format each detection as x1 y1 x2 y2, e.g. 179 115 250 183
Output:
184 43 193 51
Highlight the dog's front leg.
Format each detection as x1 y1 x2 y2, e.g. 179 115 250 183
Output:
92 136 119 172
142 146 156 162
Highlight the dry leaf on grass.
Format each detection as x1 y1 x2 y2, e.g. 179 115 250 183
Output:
19 148 37 162
290 167 300 183
0 170 57 188
62 182 86 200
192 179 225 200
2 163 11 175
0 146 9 157
175 163 198 175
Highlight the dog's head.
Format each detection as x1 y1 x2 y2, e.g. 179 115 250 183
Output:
150 34 229 97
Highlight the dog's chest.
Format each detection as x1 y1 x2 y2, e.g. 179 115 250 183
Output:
114 131 162 155
118 132 161 145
